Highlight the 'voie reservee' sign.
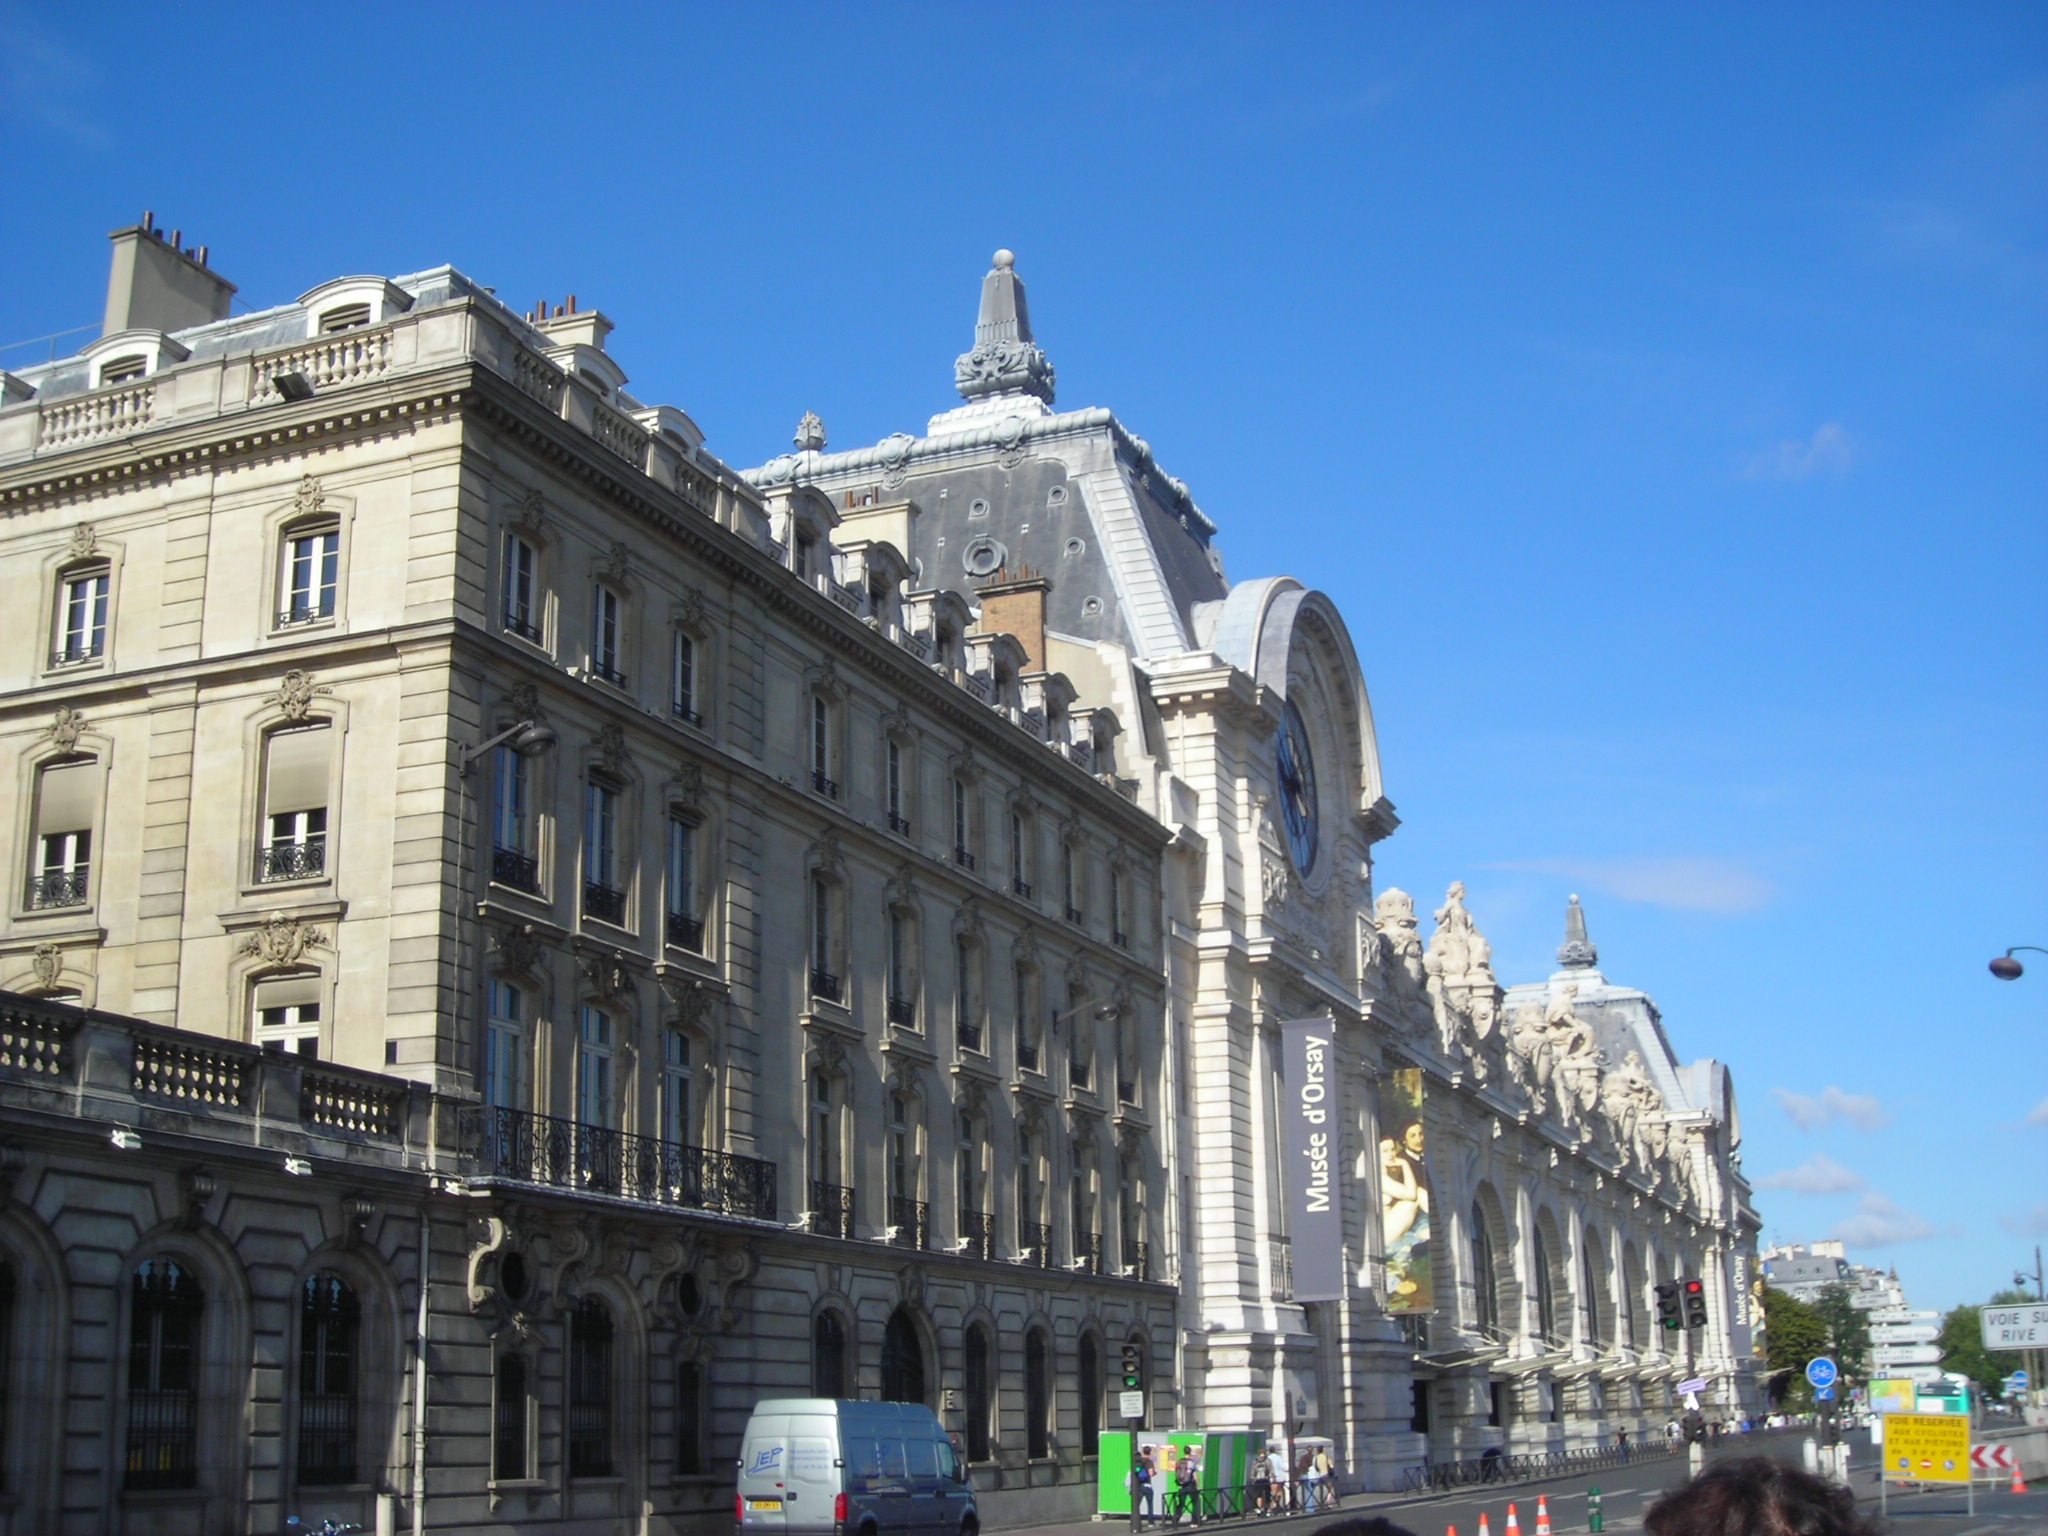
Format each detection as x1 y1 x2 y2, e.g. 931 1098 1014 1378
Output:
1979 1303 2048 1350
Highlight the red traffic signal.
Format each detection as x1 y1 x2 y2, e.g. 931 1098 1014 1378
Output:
1682 1277 1708 1329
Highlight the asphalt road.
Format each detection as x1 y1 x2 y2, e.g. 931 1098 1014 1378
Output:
1003 1429 2047 1536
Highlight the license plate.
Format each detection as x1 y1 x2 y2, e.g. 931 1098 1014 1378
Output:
748 1499 783 1511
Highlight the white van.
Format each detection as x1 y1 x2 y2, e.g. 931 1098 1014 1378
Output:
737 1399 976 1536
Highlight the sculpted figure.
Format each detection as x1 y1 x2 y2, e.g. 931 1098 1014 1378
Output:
1372 888 1431 1034
1510 1001 1554 1097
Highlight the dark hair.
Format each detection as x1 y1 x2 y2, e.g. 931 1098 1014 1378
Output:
1643 1458 1878 1536
1310 1521 1420 1536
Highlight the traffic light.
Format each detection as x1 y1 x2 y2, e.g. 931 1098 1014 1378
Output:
1121 1343 1143 1390
1683 1277 1708 1329
1655 1281 1681 1330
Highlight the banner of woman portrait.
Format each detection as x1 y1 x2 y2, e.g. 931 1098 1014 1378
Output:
1378 1068 1433 1315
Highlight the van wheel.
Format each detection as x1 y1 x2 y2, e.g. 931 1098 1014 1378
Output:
960 1518 978 1536
860 1522 879 1536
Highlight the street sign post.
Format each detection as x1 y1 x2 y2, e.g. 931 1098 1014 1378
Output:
1806 1357 1838 1391
2011 1370 2030 1389
1119 1390 1145 1421
1816 1385 1835 1402
1980 1304 2048 1350
1969 1444 2016 1473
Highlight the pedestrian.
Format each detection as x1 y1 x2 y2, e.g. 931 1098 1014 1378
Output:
1313 1446 1339 1509
1135 1444 1156 1519
1269 1446 1291 1515
1479 1445 1503 1484
1251 1447 1272 1517
1616 1428 1630 1464
1176 1445 1202 1524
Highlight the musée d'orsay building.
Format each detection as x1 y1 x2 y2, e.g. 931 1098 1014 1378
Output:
0 220 1761 1534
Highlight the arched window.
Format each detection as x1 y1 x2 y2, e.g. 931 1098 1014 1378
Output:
1078 1335 1101 1445
812 1310 848 1399
297 1271 359 1485
963 1325 993 1462
1584 1226 1611 1349
126 1258 203 1489
567 1298 614 1477
1024 1329 1051 1459
1470 1202 1500 1338
881 1308 926 1405
1533 1227 1558 1344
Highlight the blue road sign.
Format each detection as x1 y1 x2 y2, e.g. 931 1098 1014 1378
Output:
2013 1370 2030 1389
1816 1385 1835 1402
1807 1357 1838 1389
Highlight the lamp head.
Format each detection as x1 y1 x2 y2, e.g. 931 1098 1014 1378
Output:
1990 955 2024 981
511 721 557 757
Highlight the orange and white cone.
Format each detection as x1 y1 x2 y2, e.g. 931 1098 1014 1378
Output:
1446 1527 1457 1536
2014 1462 2030 1495
1535 1495 1553 1536
1505 1505 1520 1536
1478 1514 1491 1536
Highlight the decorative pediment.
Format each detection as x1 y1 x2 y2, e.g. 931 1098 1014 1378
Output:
46 705 86 752
507 680 549 725
510 488 546 537
31 942 63 990
239 912 328 967
491 924 545 977
952 896 986 943
883 863 917 909
595 541 631 586
807 827 846 880
804 656 846 702
948 745 981 785
274 668 333 723
291 473 326 519
68 522 98 560
670 761 706 816
596 723 630 778
575 946 636 1003
674 584 707 632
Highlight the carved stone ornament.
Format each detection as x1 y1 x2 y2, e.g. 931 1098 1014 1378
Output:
808 827 845 880
948 746 980 784
794 411 826 452
576 947 633 1002
661 972 721 1030
805 656 846 702
597 723 630 778
1012 924 1039 968
809 1035 850 1083
68 522 98 560
957 1080 987 1121
241 912 328 967
46 705 86 752
511 488 546 536
955 340 1056 406
952 896 985 942
292 474 325 519
274 668 333 723
492 924 544 977
177 1169 217 1232
598 541 630 586
884 863 917 909
880 702 914 743
507 681 548 725
674 585 707 633
993 414 1029 470
672 760 705 815
31 942 63 989
889 1056 923 1099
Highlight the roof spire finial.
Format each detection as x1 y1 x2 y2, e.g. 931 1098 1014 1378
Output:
1558 893 1599 969
954 249 1056 406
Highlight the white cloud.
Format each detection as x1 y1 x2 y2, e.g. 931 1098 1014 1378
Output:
1484 857 1774 915
1740 423 1855 482
2028 1097 2048 1127
1999 1202 2048 1238
1756 1154 1865 1195
1832 1192 1938 1248
1772 1085 1888 1132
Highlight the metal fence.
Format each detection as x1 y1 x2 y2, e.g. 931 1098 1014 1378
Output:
1399 1438 1682 1495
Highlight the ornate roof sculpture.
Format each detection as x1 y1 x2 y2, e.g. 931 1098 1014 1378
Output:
953 250 1056 406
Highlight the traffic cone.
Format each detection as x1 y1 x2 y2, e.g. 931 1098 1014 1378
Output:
1478 1514 1491 1536
1505 1505 1520 1536
1535 1496 1552 1536
2013 1462 2029 1495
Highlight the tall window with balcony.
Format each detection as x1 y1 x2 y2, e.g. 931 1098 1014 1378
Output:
886 907 917 1028
1013 961 1041 1073
808 875 841 1003
670 629 701 725
259 724 330 883
575 1006 616 1192
278 521 339 627
566 1298 614 1478
665 814 702 952
1470 1204 1501 1340
1061 836 1084 925
951 777 976 870
809 695 838 799
1116 1011 1139 1105
125 1258 202 1490
884 738 909 834
253 973 322 1057
1016 1125 1049 1263
887 1093 924 1249
1009 808 1034 898
483 980 526 1109
582 778 625 926
1109 866 1129 948
1533 1227 1560 1346
1070 1157 1101 1274
1066 985 1093 1091
957 1109 990 1258
296 1272 359 1486
54 564 109 665
501 532 541 642
589 584 626 687
953 937 983 1054
27 756 95 910
809 1070 851 1239
1119 1152 1147 1278
491 745 539 893
660 1029 696 1153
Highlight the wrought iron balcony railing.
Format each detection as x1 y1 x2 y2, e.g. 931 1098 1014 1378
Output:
259 839 326 883
1017 1041 1040 1073
957 1020 983 1054
457 1105 777 1219
887 812 912 836
1013 878 1032 898
666 911 705 951
954 846 976 871
28 867 89 909
888 1196 929 1249
492 845 540 892
1114 929 1130 949
50 641 104 666
810 967 842 1003
582 881 626 925
1065 906 1085 925
886 994 916 1027
1074 1229 1103 1275
589 660 628 688
961 1208 994 1260
809 1180 855 1240
276 600 336 628
671 702 703 727
1018 1220 1053 1268
502 611 542 642
811 770 839 800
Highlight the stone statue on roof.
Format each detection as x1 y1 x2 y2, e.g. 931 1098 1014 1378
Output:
954 250 1057 406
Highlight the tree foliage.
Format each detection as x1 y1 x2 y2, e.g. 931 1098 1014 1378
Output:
1810 1282 1873 1384
1937 1304 2009 1395
1762 1286 1830 1407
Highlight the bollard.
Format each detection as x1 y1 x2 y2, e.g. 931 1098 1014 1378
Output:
1688 1442 1704 1478
1801 1437 1818 1475
1588 1486 1603 1534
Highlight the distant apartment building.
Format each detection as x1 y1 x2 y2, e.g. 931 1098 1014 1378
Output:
1760 1243 1942 1384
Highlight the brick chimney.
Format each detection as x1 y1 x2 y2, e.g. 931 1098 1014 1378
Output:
102 212 235 336
975 567 1051 671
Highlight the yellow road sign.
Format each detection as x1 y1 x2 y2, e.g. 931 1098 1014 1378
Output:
1880 1413 1970 1484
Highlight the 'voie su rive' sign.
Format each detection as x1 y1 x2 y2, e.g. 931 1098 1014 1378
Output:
1282 1019 1346 1301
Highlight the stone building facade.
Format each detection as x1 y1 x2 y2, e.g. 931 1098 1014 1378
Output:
0 222 1173 1536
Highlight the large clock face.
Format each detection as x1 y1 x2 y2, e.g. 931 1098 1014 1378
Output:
1275 699 1320 874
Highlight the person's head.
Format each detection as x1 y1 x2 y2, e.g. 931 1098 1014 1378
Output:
1402 1122 1425 1155
1311 1520 1419 1536
1644 1458 1878 1536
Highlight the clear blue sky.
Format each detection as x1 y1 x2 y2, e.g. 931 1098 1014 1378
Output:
4 2 2042 1316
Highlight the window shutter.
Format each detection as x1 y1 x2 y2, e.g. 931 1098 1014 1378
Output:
37 758 97 833
265 726 330 814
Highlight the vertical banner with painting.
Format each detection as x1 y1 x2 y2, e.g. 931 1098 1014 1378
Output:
1378 1067 1432 1314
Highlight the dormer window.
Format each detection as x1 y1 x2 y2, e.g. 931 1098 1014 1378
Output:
317 303 373 334
99 355 149 386
794 536 816 582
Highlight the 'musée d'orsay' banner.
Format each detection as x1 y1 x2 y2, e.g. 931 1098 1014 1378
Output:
1281 1018 1346 1302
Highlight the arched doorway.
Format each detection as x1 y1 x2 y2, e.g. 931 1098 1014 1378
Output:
880 1306 926 1405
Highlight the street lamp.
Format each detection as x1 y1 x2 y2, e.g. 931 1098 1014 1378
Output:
1988 946 2048 981
458 718 557 775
